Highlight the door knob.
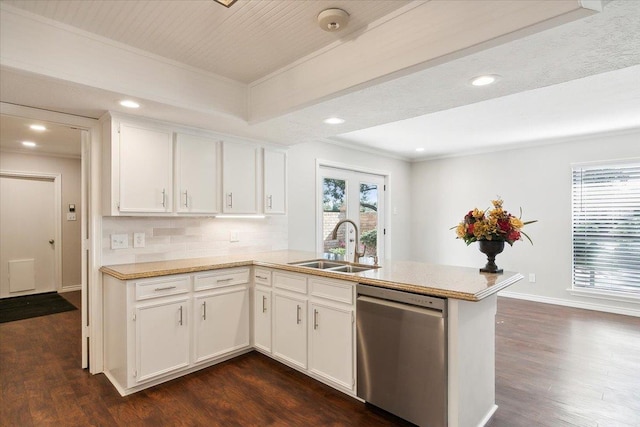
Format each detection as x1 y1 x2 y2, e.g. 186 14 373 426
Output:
49 239 54 244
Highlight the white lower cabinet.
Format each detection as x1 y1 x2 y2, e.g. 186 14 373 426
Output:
254 287 272 352
193 285 250 364
273 293 308 369
309 302 354 390
136 297 190 382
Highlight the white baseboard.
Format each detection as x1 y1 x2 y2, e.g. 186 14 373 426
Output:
60 285 81 293
498 291 640 318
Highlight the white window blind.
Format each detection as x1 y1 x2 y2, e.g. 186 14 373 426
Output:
572 162 640 293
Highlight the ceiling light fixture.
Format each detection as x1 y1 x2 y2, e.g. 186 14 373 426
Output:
119 100 140 109
318 8 350 32
29 124 47 131
22 141 37 147
213 0 237 7
471 75 500 87
323 117 345 125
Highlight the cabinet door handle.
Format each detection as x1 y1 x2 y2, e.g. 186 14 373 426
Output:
227 192 233 208
262 295 267 313
161 189 166 207
314 309 319 330
296 304 301 324
202 301 206 320
154 285 177 291
267 195 273 209
178 305 183 326
184 190 189 208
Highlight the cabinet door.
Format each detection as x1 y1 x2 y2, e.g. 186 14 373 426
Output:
273 293 307 369
193 287 250 363
222 142 257 214
309 303 354 390
254 288 272 353
135 298 189 383
119 122 173 213
264 149 286 214
175 133 218 214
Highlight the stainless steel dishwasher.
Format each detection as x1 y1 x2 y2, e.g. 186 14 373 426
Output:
357 284 447 427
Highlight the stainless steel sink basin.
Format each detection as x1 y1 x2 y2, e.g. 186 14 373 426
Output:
291 260 345 269
289 259 379 274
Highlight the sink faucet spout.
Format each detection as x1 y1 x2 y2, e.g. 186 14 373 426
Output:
330 219 366 264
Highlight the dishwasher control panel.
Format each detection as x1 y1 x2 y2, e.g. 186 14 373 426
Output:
357 283 446 312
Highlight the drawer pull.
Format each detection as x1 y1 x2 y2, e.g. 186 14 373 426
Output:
256 275 268 280
296 305 301 324
262 295 267 313
217 278 234 283
154 285 177 291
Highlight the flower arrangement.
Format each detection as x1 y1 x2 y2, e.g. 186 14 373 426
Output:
454 198 536 246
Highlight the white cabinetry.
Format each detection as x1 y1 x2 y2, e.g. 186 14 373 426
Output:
263 149 286 214
193 269 250 364
222 142 258 214
136 297 190 382
102 116 174 214
272 272 308 370
308 277 355 391
175 133 219 214
253 268 272 353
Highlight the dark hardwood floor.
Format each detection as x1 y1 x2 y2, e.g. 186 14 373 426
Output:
1 292 639 426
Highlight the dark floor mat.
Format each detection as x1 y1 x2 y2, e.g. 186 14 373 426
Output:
0 292 77 323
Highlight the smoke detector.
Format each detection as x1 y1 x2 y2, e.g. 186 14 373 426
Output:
318 8 350 32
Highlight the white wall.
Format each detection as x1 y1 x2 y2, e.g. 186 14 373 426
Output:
287 141 412 260
0 151 82 289
410 129 640 315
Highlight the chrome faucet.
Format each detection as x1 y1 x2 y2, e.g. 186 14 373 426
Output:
330 219 366 264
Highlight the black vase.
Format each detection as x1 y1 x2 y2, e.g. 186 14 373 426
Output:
478 240 505 274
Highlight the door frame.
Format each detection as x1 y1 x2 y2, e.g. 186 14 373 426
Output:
0 170 62 293
315 159 391 260
1 102 101 372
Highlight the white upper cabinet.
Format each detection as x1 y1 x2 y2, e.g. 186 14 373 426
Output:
118 121 173 213
263 149 286 214
175 133 219 214
222 142 258 214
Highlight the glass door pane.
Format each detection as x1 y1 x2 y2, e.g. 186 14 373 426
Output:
359 182 379 260
322 177 348 260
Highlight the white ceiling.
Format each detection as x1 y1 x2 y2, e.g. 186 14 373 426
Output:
0 0 639 160
0 114 82 158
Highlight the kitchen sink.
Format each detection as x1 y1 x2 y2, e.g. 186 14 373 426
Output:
289 259 379 274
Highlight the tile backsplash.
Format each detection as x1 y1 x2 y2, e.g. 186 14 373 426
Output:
102 216 288 265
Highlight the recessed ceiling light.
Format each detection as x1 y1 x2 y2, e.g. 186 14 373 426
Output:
323 117 345 125
22 141 37 147
471 75 500 87
29 124 47 131
415 148 425 152
119 99 140 109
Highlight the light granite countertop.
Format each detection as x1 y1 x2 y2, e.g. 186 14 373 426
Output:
99 250 524 301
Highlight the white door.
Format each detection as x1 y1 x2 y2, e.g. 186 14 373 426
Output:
0 175 57 298
318 166 386 263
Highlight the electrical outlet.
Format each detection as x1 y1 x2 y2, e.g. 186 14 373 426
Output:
134 232 145 248
529 273 536 283
111 234 128 249
230 230 240 242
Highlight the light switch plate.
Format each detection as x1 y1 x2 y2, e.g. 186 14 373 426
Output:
134 232 145 248
111 234 128 249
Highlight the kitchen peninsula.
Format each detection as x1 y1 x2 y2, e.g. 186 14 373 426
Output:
101 250 523 427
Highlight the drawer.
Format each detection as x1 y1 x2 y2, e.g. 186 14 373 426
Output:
273 271 307 294
194 268 250 291
135 276 190 301
254 268 272 287
309 277 353 305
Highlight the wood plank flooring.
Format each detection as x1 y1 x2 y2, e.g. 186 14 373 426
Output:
1 292 639 426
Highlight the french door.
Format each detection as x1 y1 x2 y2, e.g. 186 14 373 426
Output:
318 166 385 263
